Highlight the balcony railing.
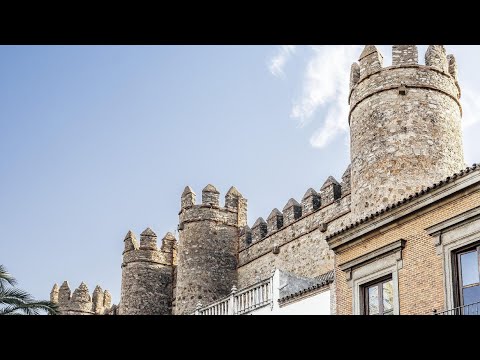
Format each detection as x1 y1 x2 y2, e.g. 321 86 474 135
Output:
197 296 230 315
194 277 273 315
234 278 272 315
434 301 480 315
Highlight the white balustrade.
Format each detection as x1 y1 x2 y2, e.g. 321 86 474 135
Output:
194 277 273 315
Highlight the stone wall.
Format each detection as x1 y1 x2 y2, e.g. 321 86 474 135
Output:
349 45 464 221
237 171 352 289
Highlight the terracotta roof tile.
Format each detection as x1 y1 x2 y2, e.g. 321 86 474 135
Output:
326 164 479 241
278 270 334 304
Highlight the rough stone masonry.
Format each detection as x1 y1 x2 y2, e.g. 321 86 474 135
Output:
50 45 466 315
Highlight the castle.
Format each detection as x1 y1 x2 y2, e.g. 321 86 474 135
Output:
51 45 480 315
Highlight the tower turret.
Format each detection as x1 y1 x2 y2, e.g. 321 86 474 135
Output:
119 228 176 315
358 45 383 78
252 217 267 242
92 285 104 314
50 283 59 304
58 281 71 307
181 186 196 208
282 198 302 226
226 186 247 227
349 45 464 219
302 188 320 215
175 185 247 314
103 290 112 309
320 176 342 205
68 282 94 315
202 184 220 206
267 208 284 233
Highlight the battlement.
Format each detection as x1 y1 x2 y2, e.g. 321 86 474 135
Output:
237 166 353 288
179 184 247 228
349 45 461 119
122 228 177 267
354 45 458 81
252 217 267 242
180 184 246 210
51 281 112 315
358 45 383 79
239 171 350 249
302 189 320 214
239 225 252 246
202 184 220 206
392 45 418 66
267 208 283 233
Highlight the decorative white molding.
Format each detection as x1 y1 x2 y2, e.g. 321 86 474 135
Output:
425 207 480 312
338 240 406 315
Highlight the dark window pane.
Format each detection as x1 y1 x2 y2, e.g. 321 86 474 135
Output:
383 280 394 313
463 285 480 309
462 301 480 315
368 286 379 315
460 251 479 286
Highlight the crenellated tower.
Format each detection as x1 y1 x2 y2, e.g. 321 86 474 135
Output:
119 228 177 315
50 281 112 315
349 45 464 219
175 185 247 315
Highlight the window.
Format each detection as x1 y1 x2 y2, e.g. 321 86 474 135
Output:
455 244 480 310
362 276 394 315
341 239 404 315
426 207 480 314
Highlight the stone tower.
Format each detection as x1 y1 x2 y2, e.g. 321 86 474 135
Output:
349 45 464 219
119 228 177 315
174 185 247 315
51 281 112 315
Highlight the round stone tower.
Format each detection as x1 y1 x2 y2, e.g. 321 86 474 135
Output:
119 228 176 315
349 45 464 219
51 281 112 315
174 185 247 315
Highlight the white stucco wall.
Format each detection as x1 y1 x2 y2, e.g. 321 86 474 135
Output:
247 269 332 315
248 290 331 315
275 290 330 315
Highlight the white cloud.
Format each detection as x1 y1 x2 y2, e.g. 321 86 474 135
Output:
308 87 350 148
270 45 480 150
268 45 296 78
460 85 480 128
290 46 362 148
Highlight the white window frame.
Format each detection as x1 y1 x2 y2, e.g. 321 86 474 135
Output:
426 206 480 312
339 239 405 315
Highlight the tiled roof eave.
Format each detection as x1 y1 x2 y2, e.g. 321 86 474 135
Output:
278 271 334 304
326 163 479 242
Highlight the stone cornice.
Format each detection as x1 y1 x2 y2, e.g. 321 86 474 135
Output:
425 206 480 237
338 239 406 277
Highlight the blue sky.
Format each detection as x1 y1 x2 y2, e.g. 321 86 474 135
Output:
1 45 480 304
